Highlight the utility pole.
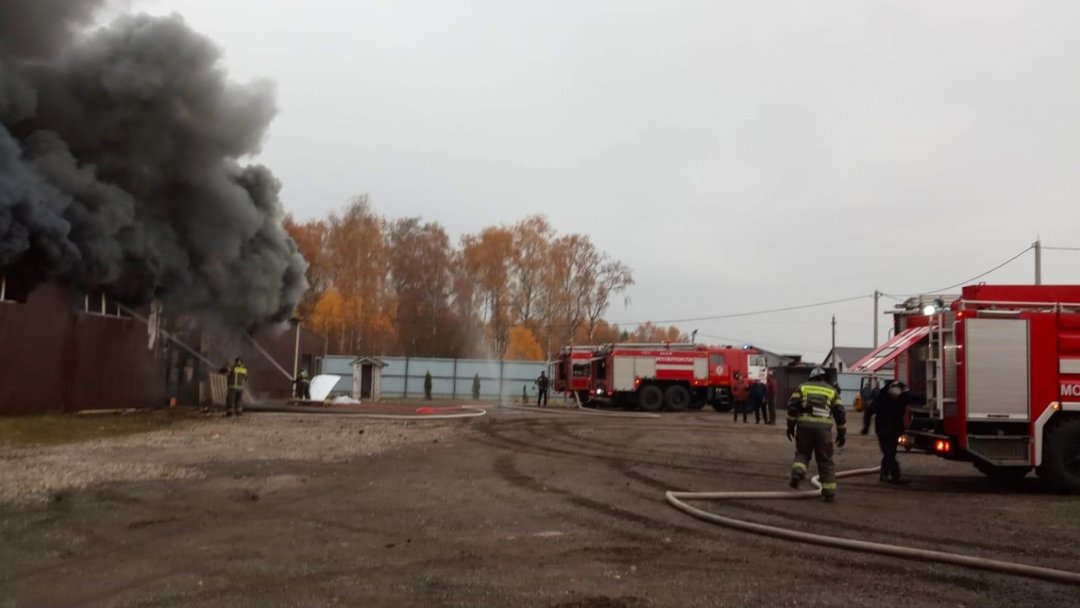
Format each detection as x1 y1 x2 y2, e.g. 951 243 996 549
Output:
1034 238 1042 285
873 290 880 348
830 314 837 368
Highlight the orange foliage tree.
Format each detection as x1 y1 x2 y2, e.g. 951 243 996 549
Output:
287 198 691 358
505 326 544 361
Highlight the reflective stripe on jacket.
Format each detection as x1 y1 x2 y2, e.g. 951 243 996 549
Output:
228 365 248 390
787 381 846 428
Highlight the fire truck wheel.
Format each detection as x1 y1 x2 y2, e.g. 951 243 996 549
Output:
638 385 664 411
972 459 1031 482
663 385 690 411
1038 416 1080 493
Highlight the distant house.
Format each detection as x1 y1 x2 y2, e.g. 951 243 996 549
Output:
822 346 894 373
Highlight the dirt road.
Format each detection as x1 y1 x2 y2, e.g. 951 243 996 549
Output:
2 408 1078 607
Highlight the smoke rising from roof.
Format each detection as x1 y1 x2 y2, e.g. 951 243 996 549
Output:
0 1 307 328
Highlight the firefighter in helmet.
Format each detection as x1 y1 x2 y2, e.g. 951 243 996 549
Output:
787 366 847 502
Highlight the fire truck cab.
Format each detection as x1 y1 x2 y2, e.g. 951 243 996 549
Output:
552 346 595 403
851 285 1080 492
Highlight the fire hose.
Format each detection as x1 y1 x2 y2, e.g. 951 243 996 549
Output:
254 406 487 421
665 467 1080 586
498 403 659 419
572 391 661 419
498 392 661 419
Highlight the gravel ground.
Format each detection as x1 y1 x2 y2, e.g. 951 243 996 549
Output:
0 412 457 505
1 407 1078 607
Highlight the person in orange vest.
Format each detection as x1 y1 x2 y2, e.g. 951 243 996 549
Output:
220 357 248 417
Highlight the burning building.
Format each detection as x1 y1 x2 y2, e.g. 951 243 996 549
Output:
0 2 318 413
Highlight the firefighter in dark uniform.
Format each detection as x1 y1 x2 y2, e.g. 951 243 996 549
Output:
861 380 924 483
535 371 550 407
221 357 248 417
295 369 311 400
787 367 846 502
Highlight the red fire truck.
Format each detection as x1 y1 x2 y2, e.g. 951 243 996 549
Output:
573 343 768 411
850 284 1080 492
552 345 596 403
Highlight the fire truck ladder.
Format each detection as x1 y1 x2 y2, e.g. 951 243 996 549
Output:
923 314 954 420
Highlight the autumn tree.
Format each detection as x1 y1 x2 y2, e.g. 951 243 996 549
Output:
388 218 459 356
509 215 553 331
324 195 394 354
461 226 514 357
505 325 544 361
293 196 661 360
542 234 601 352
585 259 634 341
450 250 485 356
282 214 329 319
308 288 347 352
627 322 688 343
584 319 623 344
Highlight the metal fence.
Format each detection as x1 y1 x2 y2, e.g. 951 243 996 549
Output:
319 355 547 400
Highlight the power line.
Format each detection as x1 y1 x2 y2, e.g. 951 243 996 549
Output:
611 294 873 327
1043 245 1080 251
616 246 1036 328
883 245 1033 298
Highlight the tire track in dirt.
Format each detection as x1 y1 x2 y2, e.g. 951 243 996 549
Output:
490 451 718 547
474 416 778 484
488 454 1004 596
480 415 1080 596
551 418 788 475
614 461 1070 560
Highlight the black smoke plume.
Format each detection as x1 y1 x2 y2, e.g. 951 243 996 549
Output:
0 1 308 328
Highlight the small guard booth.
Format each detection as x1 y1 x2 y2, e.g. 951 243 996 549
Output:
351 357 387 401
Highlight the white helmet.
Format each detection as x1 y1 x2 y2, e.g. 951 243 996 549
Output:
809 367 826 381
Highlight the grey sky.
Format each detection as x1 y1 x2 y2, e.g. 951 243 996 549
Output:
125 0 1080 359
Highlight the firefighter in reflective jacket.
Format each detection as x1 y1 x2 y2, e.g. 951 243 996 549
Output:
220 357 248 417
787 367 847 502
295 369 311 400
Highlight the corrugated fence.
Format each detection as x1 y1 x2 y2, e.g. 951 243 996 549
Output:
320 355 548 400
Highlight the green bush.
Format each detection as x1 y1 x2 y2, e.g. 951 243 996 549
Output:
423 371 433 400
471 373 481 400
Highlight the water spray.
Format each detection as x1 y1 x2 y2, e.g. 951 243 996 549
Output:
245 333 294 381
117 303 218 369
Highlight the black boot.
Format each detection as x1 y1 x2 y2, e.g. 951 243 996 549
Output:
789 471 804 489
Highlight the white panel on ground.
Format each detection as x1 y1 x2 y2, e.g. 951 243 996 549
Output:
309 375 340 402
